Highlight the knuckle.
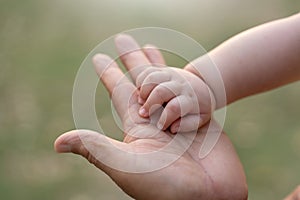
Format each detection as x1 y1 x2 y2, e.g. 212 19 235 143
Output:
139 68 155 81
145 66 157 74
167 101 181 115
153 86 165 100
139 84 147 93
145 73 156 84
186 90 195 99
136 75 143 87
140 88 149 99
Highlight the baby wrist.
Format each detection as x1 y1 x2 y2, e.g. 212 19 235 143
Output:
185 55 227 109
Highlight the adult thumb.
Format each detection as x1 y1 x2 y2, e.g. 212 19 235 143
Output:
54 129 125 174
54 129 178 174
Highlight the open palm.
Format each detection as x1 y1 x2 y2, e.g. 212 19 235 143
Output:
55 35 247 200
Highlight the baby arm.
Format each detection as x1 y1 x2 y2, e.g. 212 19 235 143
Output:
137 13 300 132
186 13 300 108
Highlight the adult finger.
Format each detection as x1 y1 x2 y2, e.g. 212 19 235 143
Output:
114 34 151 83
157 95 195 130
136 44 166 90
93 54 137 119
142 44 166 66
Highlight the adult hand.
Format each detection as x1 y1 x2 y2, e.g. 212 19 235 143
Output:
54 34 247 200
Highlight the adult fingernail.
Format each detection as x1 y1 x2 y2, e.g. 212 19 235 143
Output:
56 144 71 153
139 107 148 117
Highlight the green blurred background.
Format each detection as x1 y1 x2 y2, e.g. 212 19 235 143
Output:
0 0 299 199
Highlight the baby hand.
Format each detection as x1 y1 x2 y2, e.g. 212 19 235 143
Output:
137 66 216 133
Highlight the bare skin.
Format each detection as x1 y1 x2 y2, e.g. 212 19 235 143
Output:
136 65 214 133
285 185 300 200
54 35 248 200
137 13 300 133
186 13 300 108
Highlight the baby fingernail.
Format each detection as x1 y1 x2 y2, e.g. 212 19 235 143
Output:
139 107 148 117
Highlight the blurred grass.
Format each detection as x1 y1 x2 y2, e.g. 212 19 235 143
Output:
0 0 299 199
